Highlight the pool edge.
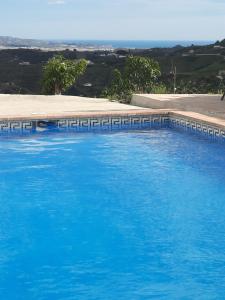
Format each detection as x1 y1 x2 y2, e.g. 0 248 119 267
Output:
0 109 225 140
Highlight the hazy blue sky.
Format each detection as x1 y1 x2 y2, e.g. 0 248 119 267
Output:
1 0 224 40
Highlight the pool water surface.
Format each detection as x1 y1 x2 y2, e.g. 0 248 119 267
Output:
0 128 225 299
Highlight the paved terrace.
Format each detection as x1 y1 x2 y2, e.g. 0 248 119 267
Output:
131 94 225 119
0 94 151 120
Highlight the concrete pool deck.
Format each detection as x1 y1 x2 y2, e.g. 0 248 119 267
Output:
0 94 151 119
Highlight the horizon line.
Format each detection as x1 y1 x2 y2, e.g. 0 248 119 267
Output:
0 35 219 42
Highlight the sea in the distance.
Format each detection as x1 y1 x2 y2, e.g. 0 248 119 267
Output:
62 40 213 49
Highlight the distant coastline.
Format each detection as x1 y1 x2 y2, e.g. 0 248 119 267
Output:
0 36 215 51
59 40 214 49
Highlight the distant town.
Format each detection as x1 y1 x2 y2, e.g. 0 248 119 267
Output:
0 36 114 51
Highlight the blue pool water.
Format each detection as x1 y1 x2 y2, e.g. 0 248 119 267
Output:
1 128 225 300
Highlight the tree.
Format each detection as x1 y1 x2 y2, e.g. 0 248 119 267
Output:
124 56 161 93
42 55 88 95
103 56 161 103
104 69 125 99
101 69 132 103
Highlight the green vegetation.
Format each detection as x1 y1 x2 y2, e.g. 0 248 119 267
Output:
151 83 167 94
101 69 131 102
42 55 87 95
103 56 161 102
0 40 225 97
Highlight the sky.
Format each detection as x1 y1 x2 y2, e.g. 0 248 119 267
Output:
0 0 224 41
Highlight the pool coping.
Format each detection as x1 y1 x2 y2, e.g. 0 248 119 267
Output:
1 109 225 129
0 109 168 121
1 109 225 139
169 111 225 131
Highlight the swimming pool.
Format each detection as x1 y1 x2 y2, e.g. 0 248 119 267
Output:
1 128 225 299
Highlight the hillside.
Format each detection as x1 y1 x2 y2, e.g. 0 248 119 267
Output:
0 40 224 96
0 36 58 48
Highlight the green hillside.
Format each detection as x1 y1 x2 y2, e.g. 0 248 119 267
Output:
0 40 224 96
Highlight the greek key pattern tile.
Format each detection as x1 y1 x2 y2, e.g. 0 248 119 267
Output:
56 115 170 131
0 115 169 135
169 116 225 140
0 120 33 133
1 115 225 142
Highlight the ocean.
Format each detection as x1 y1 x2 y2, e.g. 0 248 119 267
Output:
62 40 213 49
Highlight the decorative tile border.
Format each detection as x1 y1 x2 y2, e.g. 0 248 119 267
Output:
1 111 225 142
0 114 170 135
0 120 34 134
169 114 225 141
54 115 170 131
